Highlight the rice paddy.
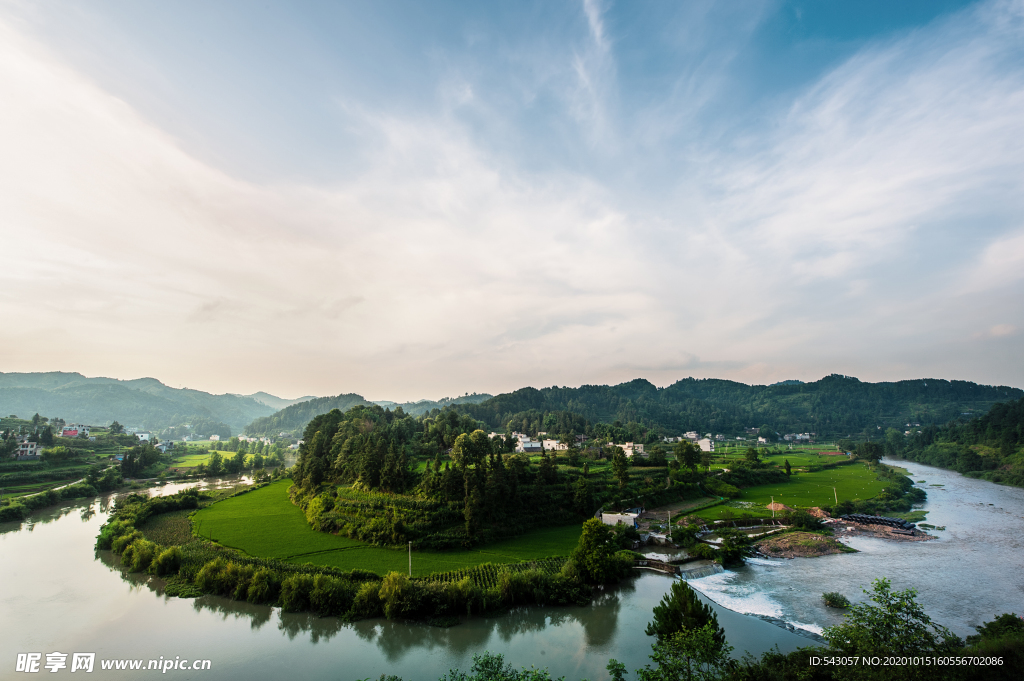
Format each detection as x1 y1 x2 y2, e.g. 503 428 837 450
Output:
191 480 583 576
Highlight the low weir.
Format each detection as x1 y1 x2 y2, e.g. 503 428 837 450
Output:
679 563 725 580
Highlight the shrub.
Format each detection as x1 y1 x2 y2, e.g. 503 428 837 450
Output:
379 572 413 619
281 573 315 612
111 530 143 554
703 479 740 499
121 538 158 572
246 568 281 605
688 543 719 560
151 547 182 576
195 558 232 595
352 580 383 618
310 574 355 617
822 592 851 608
0 503 28 522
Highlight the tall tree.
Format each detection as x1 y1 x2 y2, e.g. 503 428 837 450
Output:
645 580 726 651
613 448 630 488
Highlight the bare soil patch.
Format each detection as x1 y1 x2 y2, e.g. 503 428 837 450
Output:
755 531 857 558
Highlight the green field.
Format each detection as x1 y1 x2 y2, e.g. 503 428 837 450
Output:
169 452 218 468
192 480 584 576
692 462 889 519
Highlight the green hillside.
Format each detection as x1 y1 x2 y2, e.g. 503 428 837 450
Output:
453 375 1021 439
244 392 493 436
0 372 277 433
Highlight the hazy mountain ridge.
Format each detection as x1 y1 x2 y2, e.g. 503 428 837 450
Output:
0 372 278 433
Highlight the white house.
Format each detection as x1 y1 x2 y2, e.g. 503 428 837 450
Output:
209 434 221 441
542 439 568 451
136 431 152 442
15 439 40 460
683 431 699 440
516 439 542 453
600 511 639 528
616 442 646 457
757 436 768 444
697 438 715 452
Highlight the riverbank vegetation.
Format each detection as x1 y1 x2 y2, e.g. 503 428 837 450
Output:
97 488 642 623
380 578 1023 681
885 396 1024 489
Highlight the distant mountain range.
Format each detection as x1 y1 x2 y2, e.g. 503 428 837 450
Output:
5 371 1020 442
0 372 492 437
243 393 493 436
0 372 283 434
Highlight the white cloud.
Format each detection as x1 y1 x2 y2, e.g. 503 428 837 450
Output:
2 1 1024 397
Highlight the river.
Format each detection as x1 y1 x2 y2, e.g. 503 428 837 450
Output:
2 461 1020 679
685 459 1024 638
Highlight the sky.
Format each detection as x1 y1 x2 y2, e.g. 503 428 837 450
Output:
2 0 1023 401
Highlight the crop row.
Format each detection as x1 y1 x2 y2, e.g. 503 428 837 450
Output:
424 559 567 589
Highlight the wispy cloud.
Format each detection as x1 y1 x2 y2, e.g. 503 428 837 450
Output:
1 1 1023 398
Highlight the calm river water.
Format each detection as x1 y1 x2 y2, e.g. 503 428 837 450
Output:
2 461 1020 680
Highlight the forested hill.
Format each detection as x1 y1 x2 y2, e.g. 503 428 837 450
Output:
453 375 1022 438
244 393 493 436
0 372 278 433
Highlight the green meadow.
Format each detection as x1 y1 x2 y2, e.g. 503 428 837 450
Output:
192 480 583 577
692 461 889 519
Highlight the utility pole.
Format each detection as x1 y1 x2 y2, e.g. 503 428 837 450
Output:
667 511 672 542
834 487 838 505
771 496 775 518
408 541 412 577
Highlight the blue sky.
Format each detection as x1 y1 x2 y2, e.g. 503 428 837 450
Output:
2 0 1022 400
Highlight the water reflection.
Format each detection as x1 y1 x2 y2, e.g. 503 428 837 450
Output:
99 550 629 658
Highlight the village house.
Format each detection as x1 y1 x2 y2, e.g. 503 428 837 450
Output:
15 438 41 460
697 438 715 452
542 439 568 451
209 434 220 441
599 509 641 529
616 442 646 457
61 424 90 438
136 431 152 442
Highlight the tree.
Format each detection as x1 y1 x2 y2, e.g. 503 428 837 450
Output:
570 518 629 584
743 447 759 463
572 476 593 515
645 580 726 649
856 441 884 464
784 459 791 476
612 448 630 488
636 624 734 681
823 578 961 680
674 441 701 472
206 451 224 477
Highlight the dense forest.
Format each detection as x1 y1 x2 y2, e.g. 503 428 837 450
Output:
248 375 1021 444
244 393 493 436
885 397 1024 487
453 375 1021 439
288 405 702 550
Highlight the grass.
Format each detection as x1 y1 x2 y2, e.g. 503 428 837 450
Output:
169 452 218 468
191 480 584 577
692 462 888 518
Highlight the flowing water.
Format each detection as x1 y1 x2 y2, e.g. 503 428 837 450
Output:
686 459 1024 638
3 460 1020 679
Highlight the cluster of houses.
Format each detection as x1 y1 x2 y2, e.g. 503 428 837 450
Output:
662 431 717 453
782 433 815 442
